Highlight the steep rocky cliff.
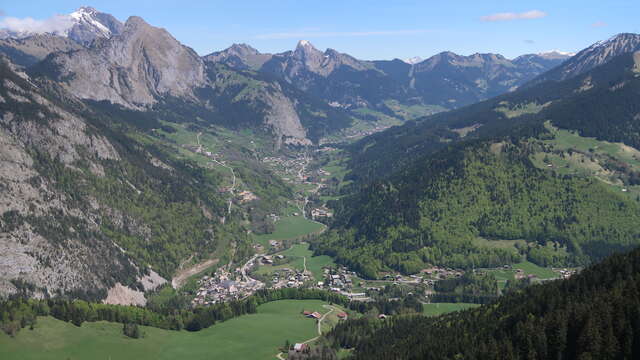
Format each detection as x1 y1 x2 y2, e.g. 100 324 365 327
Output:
38 16 206 108
0 57 250 302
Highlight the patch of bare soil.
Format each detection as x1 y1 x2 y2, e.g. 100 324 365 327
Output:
171 258 219 289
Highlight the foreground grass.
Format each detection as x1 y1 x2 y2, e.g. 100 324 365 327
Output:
0 300 329 360
422 303 480 317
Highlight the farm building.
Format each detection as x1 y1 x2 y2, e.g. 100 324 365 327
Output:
293 343 308 352
307 312 322 319
337 312 348 320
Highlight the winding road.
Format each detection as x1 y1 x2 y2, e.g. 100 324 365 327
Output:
197 132 236 215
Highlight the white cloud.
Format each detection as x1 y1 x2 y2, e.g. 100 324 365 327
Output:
255 29 430 40
481 10 547 22
591 21 607 28
0 14 74 35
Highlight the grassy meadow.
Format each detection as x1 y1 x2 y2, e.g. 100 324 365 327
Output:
253 216 325 247
0 300 331 360
422 303 481 317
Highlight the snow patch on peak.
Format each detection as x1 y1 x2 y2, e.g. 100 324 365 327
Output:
404 56 424 64
70 7 111 36
70 6 98 20
538 50 575 57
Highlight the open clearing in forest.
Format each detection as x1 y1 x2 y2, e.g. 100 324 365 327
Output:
422 303 480 317
0 300 332 360
253 216 325 246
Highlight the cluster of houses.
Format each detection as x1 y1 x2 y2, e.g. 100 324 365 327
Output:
270 267 312 289
323 267 354 291
311 207 333 219
420 267 464 280
557 268 578 279
259 254 285 265
262 155 310 182
191 268 263 306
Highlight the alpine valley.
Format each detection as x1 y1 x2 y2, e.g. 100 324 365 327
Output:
1 5 640 360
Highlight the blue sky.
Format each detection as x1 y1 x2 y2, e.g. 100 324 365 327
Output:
1 0 638 60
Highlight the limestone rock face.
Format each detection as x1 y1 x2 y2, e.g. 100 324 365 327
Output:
41 16 206 108
0 58 142 298
0 35 83 68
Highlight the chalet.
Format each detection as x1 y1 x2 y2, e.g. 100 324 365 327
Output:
293 343 308 352
307 312 322 319
303 310 312 316
378 314 388 319
337 312 348 320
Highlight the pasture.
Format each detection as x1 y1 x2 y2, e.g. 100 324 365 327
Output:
0 300 330 360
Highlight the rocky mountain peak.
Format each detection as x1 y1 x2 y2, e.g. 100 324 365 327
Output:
294 39 322 58
228 43 260 56
296 39 316 50
536 50 575 59
40 14 205 107
67 7 123 45
123 16 150 30
527 32 640 85
404 56 423 64
203 43 272 70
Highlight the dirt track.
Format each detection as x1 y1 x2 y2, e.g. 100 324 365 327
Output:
172 258 218 289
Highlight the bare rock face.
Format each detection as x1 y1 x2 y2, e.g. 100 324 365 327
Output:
265 40 376 80
0 58 141 299
41 16 206 108
0 35 83 68
204 43 273 70
262 88 311 146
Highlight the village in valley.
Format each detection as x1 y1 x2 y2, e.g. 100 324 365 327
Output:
178 128 580 311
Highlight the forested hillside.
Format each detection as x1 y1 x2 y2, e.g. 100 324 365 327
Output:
328 245 640 360
345 51 640 181
315 136 640 277
314 51 640 278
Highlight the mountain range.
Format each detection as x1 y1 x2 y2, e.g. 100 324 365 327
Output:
2 6 640 306
0 7 573 145
207 40 570 116
314 35 640 278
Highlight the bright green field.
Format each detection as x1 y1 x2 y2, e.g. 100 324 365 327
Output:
484 261 558 290
253 216 325 246
513 261 558 279
422 303 480 317
531 122 640 198
0 300 330 360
